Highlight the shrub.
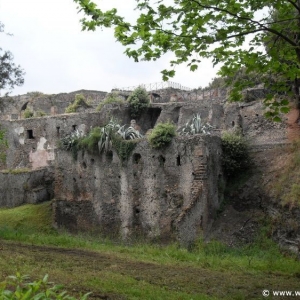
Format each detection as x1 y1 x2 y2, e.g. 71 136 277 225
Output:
221 131 250 177
23 107 34 118
65 94 90 113
79 127 102 153
35 110 47 117
96 92 125 111
27 91 44 98
148 122 176 149
127 86 150 119
0 273 90 299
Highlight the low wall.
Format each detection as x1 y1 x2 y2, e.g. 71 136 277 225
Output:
0 167 54 207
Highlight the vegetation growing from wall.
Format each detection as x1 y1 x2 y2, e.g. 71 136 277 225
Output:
79 127 102 153
178 114 213 136
62 119 143 161
60 129 84 160
65 94 90 113
221 131 250 178
0 126 8 165
2 168 31 174
148 121 176 149
112 134 139 162
127 86 150 119
272 138 300 208
23 107 34 118
35 110 47 117
0 273 90 300
27 91 45 98
96 92 125 111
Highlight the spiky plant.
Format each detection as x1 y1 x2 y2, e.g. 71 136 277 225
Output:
60 129 84 151
117 125 143 140
178 114 213 136
98 119 121 153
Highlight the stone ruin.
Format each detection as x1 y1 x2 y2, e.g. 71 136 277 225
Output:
0 86 288 246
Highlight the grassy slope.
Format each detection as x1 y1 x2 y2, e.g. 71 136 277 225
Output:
0 202 300 299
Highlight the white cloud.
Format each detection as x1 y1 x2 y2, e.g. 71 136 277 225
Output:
0 0 217 95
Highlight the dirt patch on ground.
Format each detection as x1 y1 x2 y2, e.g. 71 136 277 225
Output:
0 240 299 299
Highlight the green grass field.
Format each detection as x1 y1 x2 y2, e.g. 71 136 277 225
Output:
0 202 299 299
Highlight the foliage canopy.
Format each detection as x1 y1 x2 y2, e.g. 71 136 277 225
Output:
74 0 300 118
0 22 24 93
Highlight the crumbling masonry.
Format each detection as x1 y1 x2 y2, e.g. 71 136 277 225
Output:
0 86 288 245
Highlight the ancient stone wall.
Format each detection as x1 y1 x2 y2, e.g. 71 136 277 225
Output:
223 101 288 145
0 105 133 170
0 90 107 121
0 167 54 207
53 135 223 245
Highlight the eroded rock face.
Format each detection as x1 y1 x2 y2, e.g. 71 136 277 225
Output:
0 167 54 207
53 135 223 246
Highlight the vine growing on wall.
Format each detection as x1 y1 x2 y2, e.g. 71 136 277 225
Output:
0 126 8 165
221 131 250 178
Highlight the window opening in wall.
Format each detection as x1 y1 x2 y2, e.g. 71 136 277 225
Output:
106 151 113 163
133 153 141 164
177 155 181 166
56 126 60 137
27 129 34 139
72 125 77 131
232 121 235 127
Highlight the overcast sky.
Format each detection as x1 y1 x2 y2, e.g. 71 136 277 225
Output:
0 0 218 96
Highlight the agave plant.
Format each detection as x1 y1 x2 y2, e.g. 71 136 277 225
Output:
98 119 121 153
117 125 143 140
178 114 213 136
61 129 84 150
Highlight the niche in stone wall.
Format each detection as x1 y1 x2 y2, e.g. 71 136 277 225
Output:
139 107 162 132
133 153 142 164
27 129 34 139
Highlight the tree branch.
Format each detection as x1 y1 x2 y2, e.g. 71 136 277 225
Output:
286 0 300 13
189 0 298 47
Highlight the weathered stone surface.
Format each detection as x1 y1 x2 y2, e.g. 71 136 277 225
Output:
0 167 54 207
53 135 222 245
0 87 295 247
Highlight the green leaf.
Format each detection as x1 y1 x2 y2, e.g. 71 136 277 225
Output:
190 64 198 71
280 106 290 113
273 116 282 122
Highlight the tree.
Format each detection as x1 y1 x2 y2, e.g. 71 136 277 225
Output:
73 0 300 119
0 22 25 94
